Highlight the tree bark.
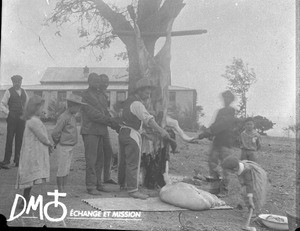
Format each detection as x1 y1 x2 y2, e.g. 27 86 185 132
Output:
92 0 185 97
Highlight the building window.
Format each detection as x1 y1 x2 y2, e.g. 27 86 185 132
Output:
168 91 176 109
169 91 176 102
33 91 42 97
57 91 67 103
105 92 110 108
117 91 126 103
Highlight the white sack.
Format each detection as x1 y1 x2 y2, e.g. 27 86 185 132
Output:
159 182 225 210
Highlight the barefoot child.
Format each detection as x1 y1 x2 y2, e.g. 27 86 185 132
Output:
16 95 53 208
221 156 269 220
239 117 261 162
51 94 86 193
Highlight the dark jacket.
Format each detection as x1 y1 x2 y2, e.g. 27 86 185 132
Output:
80 87 111 135
210 106 236 148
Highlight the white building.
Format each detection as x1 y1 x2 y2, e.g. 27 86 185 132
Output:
0 67 197 118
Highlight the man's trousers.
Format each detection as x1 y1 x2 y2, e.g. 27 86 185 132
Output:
3 112 25 165
208 144 232 194
82 133 113 191
118 127 141 193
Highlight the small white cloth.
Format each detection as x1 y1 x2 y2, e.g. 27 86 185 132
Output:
166 116 194 142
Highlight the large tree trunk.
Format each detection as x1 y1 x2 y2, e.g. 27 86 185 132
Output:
93 0 185 188
125 1 184 188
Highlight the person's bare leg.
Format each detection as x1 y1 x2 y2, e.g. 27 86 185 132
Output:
57 177 64 192
18 187 32 209
63 175 68 192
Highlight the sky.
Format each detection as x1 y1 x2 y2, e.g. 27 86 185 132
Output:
0 0 296 136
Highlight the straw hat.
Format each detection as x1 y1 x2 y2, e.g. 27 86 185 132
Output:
66 94 87 105
134 78 155 92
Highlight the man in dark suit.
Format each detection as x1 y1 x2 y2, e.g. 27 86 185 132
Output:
0 75 28 168
81 73 119 195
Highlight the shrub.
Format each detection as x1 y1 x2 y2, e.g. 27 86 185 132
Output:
41 100 66 123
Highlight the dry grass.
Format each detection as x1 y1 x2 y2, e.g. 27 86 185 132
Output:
0 122 296 230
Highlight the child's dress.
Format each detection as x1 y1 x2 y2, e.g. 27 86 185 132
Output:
16 116 51 189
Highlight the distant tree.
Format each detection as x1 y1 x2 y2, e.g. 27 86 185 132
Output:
44 100 66 122
222 58 257 118
288 124 300 133
282 124 300 137
282 127 291 138
253 115 275 135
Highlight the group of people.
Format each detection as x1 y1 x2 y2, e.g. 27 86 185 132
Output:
0 73 172 206
0 73 268 216
196 90 268 217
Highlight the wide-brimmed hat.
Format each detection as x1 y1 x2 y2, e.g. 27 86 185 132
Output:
134 78 155 92
66 94 87 105
11 75 23 81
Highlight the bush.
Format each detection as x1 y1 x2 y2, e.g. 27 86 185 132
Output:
41 100 66 123
168 104 204 132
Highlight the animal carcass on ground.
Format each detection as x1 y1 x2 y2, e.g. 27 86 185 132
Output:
159 174 226 210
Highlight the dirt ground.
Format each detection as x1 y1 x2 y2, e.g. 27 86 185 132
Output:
0 121 296 230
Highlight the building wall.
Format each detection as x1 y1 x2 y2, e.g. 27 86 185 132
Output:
0 89 195 118
171 91 195 112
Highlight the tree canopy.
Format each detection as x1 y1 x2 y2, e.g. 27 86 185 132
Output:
253 115 275 135
48 0 185 94
222 58 256 118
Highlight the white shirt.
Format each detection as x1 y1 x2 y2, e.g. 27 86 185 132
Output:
130 101 154 131
237 162 245 175
0 88 28 116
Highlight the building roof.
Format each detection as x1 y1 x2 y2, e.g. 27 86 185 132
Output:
40 67 129 83
0 84 194 92
169 85 196 91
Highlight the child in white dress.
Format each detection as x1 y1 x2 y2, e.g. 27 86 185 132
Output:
16 95 54 208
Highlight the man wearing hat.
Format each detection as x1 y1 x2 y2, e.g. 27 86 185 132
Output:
0 75 28 168
81 73 119 195
118 77 171 199
52 94 87 194
97 74 119 185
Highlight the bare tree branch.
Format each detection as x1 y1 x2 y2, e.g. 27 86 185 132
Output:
91 0 134 46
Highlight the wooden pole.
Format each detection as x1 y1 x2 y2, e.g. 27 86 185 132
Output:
113 29 207 37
